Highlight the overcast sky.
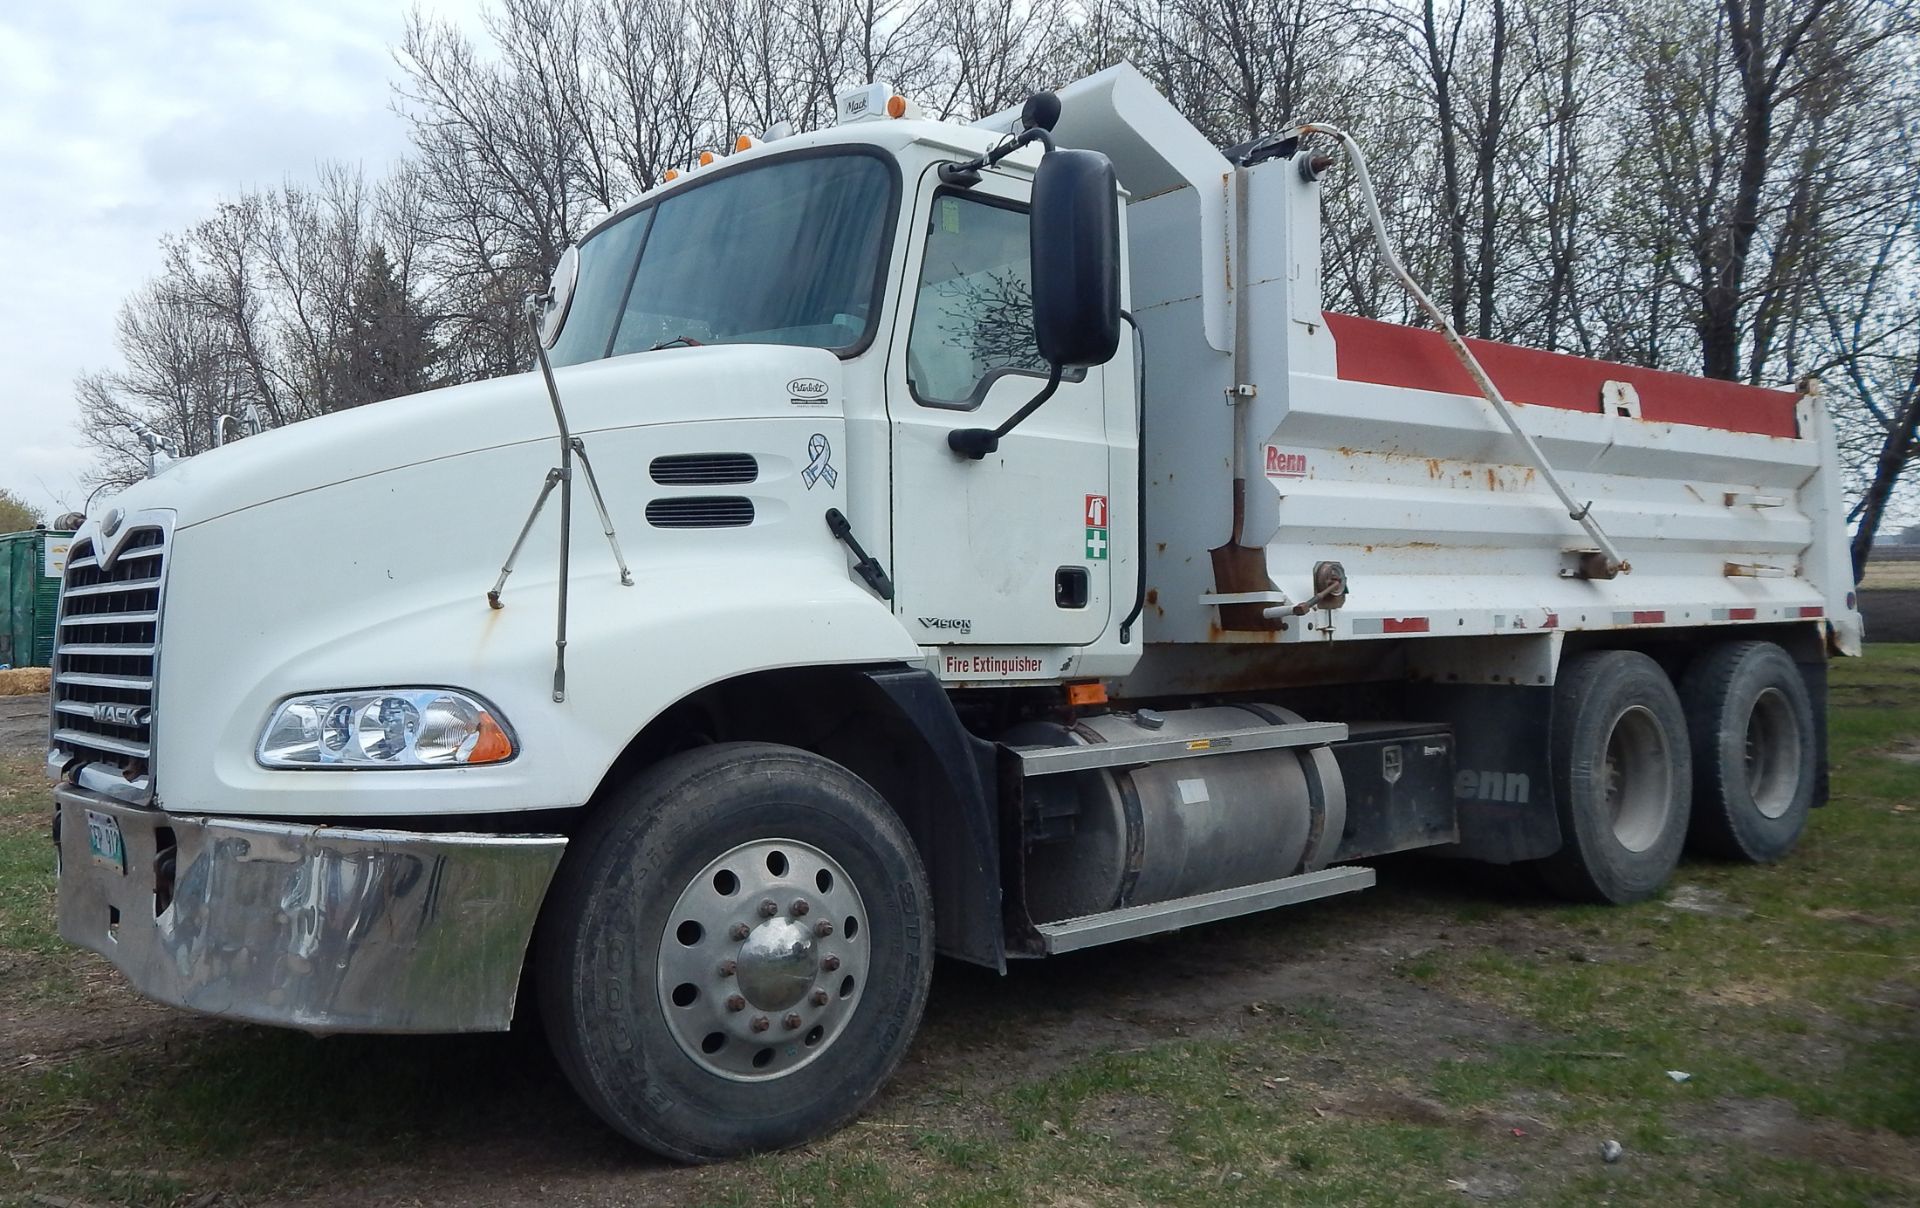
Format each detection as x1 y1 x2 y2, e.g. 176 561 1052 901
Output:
0 0 486 519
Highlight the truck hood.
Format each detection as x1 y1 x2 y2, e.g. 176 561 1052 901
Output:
105 345 846 529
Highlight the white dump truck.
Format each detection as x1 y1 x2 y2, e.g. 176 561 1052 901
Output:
51 64 1861 1160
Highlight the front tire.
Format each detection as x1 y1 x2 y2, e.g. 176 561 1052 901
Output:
538 742 933 1162
1679 640 1815 862
1539 651 1692 904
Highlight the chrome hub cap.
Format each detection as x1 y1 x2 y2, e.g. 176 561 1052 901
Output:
657 838 869 1081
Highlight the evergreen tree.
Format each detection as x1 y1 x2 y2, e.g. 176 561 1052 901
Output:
330 246 436 410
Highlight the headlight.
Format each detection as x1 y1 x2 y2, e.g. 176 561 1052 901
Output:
259 689 516 768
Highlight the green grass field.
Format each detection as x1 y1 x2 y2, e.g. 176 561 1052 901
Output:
1 649 1915 1206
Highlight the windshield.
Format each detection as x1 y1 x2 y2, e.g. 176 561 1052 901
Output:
549 151 896 366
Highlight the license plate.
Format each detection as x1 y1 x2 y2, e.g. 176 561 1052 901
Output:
85 809 125 873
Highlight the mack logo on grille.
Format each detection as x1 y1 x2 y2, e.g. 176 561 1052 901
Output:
92 703 150 727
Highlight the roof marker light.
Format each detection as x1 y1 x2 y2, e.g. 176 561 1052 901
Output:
735 134 761 152
698 150 717 166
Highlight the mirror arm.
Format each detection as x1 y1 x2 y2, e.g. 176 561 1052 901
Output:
948 363 1064 460
938 127 1056 187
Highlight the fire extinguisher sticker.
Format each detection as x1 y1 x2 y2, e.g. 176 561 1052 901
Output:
1084 494 1108 560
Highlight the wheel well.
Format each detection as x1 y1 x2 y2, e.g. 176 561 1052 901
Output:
589 664 1005 970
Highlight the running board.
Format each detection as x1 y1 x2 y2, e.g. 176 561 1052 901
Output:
1033 865 1376 954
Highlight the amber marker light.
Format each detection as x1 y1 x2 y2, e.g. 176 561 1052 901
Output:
468 712 516 764
699 150 717 166
664 168 680 181
1067 682 1108 707
886 94 907 118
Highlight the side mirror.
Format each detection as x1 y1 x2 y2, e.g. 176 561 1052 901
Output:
948 147 1122 460
538 245 581 349
1030 149 1120 369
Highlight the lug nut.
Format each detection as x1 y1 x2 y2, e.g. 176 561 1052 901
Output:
815 920 834 938
822 955 841 972
759 898 780 918
719 959 737 977
811 989 830 1006
783 1012 803 1030
726 994 746 1012
750 1015 771 1033
730 922 751 941
790 898 810 916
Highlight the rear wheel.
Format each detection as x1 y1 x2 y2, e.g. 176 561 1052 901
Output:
1680 641 1815 862
1539 651 1692 904
539 742 933 1162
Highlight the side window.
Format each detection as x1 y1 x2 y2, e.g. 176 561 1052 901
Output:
906 193 1047 407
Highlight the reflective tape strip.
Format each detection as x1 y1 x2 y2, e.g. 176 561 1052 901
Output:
1351 616 1431 635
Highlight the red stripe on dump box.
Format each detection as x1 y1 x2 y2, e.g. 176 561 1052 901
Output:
1322 312 1801 438
1381 617 1431 633
1728 607 1757 620
1798 606 1825 618
1633 610 1665 625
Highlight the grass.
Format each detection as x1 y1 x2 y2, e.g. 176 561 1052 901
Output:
1 649 1917 1206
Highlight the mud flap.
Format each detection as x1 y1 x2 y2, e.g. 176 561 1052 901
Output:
1406 682 1562 863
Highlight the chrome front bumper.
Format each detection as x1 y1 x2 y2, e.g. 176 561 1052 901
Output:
55 787 567 1034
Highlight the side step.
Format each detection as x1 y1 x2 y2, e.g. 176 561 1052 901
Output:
1032 865 1376 954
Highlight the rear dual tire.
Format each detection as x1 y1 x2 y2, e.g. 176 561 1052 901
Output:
1539 640 1815 903
1679 641 1815 862
1540 650 1693 904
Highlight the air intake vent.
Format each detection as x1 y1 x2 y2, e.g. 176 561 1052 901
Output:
650 453 758 485
646 496 755 529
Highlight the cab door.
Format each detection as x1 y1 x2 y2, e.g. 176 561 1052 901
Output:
886 169 1112 649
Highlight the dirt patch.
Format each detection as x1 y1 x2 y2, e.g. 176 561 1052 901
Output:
0 953 191 1069
1688 1096 1920 1187
0 693 47 760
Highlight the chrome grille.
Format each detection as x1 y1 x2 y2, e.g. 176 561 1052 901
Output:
51 524 167 793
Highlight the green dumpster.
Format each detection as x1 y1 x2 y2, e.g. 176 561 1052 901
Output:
0 528 75 669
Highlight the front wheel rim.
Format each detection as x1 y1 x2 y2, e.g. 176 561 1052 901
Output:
656 837 871 1082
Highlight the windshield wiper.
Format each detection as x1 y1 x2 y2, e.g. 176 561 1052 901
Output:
648 334 705 352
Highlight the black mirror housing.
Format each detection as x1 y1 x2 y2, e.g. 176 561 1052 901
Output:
1030 149 1121 369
